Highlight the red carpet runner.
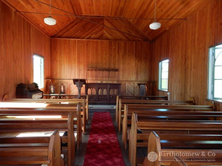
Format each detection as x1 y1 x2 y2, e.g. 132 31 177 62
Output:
83 112 125 166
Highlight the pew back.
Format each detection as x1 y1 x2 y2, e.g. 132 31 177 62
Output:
117 100 202 131
146 131 222 166
5 98 89 131
129 112 222 166
115 95 168 122
122 106 222 149
0 107 80 166
0 130 62 166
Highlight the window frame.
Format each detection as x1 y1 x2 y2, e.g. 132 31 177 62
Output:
158 59 169 91
208 44 222 100
33 54 44 89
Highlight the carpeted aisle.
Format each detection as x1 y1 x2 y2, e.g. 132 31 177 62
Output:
83 112 125 166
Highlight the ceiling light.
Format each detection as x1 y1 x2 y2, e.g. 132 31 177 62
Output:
44 16 56 25
149 22 161 30
44 0 56 26
150 0 161 30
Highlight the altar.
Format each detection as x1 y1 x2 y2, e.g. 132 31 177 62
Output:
85 83 121 104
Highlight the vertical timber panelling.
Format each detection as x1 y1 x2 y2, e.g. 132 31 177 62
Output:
51 39 150 95
151 32 170 96
0 1 50 99
136 42 150 81
168 23 186 100
151 0 222 104
0 0 3 100
126 82 134 96
185 1 221 104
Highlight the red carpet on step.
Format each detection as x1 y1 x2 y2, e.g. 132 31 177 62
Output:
83 112 125 166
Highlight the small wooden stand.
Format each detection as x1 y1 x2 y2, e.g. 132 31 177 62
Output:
138 83 146 96
73 79 86 98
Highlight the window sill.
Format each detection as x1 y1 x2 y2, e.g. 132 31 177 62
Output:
158 89 169 92
206 99 222 103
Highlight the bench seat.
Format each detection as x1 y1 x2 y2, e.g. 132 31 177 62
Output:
0 130 62 166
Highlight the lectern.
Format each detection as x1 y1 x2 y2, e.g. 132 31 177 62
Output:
73 79 86 98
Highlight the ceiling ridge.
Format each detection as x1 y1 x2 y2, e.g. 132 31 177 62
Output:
34 0 150 40
122 17 151 41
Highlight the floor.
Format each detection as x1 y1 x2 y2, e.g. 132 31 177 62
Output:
74 109 132 166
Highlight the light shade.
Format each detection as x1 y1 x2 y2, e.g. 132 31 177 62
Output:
149 22 161 30
44 16 56 26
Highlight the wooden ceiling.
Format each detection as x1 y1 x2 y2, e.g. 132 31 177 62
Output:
3 0 212 41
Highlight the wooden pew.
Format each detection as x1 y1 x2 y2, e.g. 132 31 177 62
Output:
42 95 89 121
0 106 82 147
115 95 168 123
11 96 89 120
5 97 89 132
170 156 188 166
0 116 74 166
143 156 188 166
0 130 63 166
122 104 220 149
0 103 82 149
143 131 222 166
119 103 213 132
117 99 196 131
0 101 86 134
129 112 222 166
170 156 187 166
0 110 77 166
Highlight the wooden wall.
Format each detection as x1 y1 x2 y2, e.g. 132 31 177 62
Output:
151 0 222 104
50 39 151 96
1 0 222 105
0 1 51 100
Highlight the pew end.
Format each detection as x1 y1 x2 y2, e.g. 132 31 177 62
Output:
147 131 222 166
170 156 188 166
0 130 63 166
142 156 187 166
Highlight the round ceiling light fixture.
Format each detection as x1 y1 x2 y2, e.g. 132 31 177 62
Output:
149 0 161 30
44 16 56 26
44 0 56 26
149 22 161 30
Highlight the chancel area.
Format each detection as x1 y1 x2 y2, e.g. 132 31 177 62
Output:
0 0 222 166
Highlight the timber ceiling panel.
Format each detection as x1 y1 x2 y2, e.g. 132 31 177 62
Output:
3 0 212 41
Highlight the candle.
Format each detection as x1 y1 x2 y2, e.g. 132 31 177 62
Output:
50 85 54 94
60 84 65 94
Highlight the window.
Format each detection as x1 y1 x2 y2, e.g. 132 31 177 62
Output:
158 59 169 91
33 55 44 89
208 44 222 100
